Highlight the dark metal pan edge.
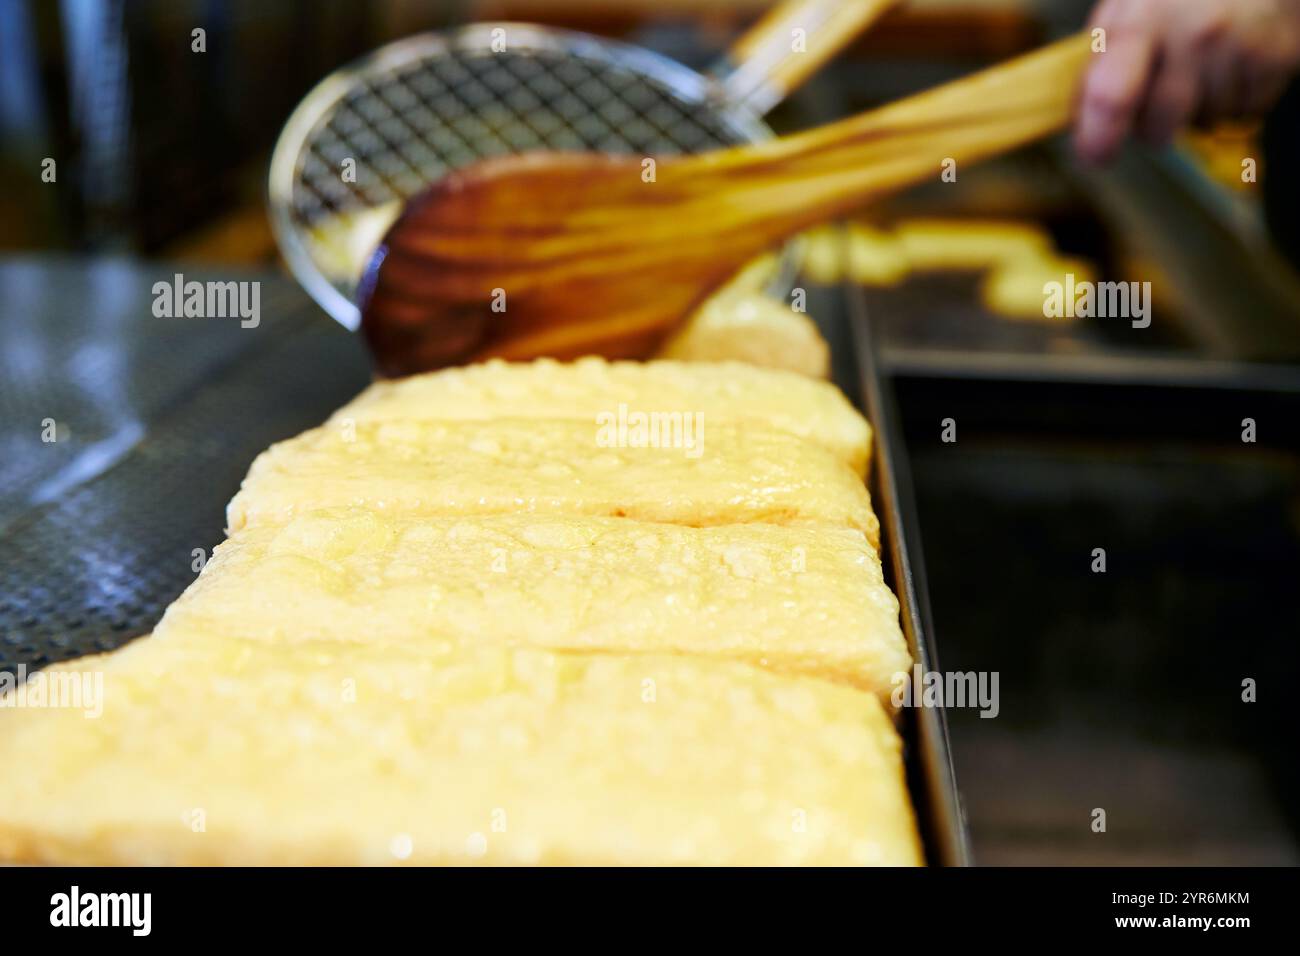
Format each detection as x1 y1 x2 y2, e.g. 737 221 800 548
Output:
843 282 973 867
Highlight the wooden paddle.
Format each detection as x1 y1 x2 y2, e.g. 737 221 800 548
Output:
360 32 1095 376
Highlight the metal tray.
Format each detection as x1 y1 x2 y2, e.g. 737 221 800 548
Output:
834 283 971 866
0 259 968 864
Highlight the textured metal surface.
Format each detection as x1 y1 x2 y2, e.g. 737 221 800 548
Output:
0 259 371 676
294 46 741 217
270 25 771 328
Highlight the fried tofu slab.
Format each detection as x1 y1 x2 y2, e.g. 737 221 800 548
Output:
227 419 880 548
332 357 871 476
0 636 922 866
170 510 907 696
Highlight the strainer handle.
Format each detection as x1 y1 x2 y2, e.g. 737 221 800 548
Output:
713 0 898 115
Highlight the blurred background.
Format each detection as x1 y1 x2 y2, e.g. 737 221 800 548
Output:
0 0 1293 266
1 0 1298 866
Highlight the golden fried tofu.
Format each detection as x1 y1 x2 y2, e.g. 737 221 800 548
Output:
844 224 911 287
980 254 1099 321
165 510 908 696
227 418 879 547
331 358 871 476
0 636 923 865
894 218 1052 272
658 293 831 379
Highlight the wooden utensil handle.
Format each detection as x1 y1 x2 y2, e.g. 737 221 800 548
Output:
694 32 1096 235
718 0 899 113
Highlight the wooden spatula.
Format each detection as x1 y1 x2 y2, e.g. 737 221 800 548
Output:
360 33 1094 376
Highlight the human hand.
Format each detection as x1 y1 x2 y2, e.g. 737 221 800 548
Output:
1073 0 1300 163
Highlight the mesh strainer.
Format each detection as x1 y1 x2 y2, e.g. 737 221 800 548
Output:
269 2 896 331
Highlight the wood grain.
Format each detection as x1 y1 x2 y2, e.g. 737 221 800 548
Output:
721 0 899 111
360 33 1094 376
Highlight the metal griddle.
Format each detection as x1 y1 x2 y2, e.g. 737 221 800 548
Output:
0 262 372 676
0 259 970 866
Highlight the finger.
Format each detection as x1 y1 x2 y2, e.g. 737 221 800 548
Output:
1138 49 1201 145
1087 0 1121 31
1239 55 1292 116
1197 44 1245 125
1073 29 1158 163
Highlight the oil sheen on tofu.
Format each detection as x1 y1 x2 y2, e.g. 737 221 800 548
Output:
167 510 907 696
332 357 872 475
227 418 880 548
0 637 922 866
